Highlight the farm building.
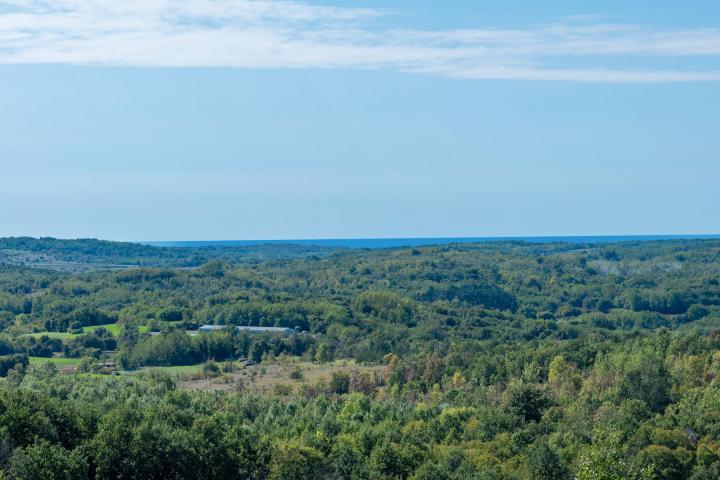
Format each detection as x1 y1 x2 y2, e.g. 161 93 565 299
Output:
198 325 297 336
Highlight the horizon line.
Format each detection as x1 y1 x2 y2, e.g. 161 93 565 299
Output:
4 233 720 242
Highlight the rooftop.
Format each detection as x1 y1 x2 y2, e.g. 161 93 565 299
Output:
199 325 297 335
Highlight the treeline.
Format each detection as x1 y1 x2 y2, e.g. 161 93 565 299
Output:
0 335 62 358
116 330 316 369
0 237 338 268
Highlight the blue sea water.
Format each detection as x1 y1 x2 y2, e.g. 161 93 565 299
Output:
145 235 720 249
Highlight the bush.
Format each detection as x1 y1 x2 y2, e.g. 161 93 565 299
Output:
203 362 220 376
329 371 350 395
273 384 292 396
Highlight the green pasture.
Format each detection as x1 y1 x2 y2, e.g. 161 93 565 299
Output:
29 356 80 367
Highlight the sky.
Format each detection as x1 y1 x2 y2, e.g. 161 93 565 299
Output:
1 0 719 241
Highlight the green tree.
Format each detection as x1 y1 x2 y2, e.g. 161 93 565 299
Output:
269 440 325 480
329 371 350 395
315 342 332 364
527 442 568 480
635 445 692 480
7 441 86 480
576 428 654 480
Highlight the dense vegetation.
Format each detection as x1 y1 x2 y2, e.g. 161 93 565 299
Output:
0 237 337 270
0 238 719 479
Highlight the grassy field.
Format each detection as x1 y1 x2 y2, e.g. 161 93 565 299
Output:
29 356 80 367
29 357 205 376
22 331 77 339
82 323 122 335
22 322 194 341
25 356 383 390
121 364 205 376
176 359 384 393
22 322 122 339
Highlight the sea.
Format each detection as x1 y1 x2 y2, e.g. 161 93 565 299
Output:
145 235 720 249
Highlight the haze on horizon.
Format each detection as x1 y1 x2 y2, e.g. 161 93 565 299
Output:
1 0 719 241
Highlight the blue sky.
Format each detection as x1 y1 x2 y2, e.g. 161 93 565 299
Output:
1 0 719 240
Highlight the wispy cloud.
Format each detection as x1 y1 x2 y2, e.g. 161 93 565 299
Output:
1 0 720 82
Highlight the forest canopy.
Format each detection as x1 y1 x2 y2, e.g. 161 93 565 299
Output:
0 238 718 479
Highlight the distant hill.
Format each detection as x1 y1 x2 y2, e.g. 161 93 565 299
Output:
0 237 340 271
